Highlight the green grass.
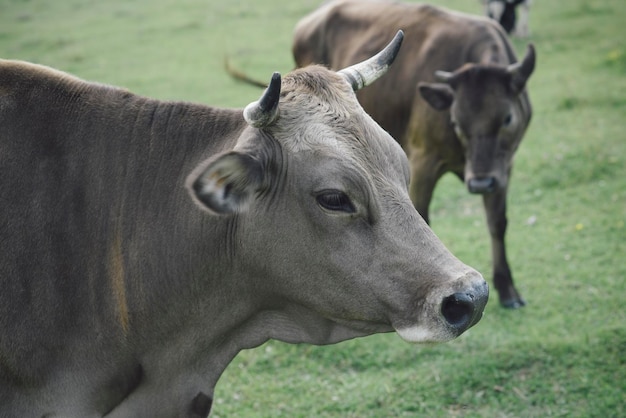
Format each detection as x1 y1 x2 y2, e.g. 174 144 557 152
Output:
2 0 625 416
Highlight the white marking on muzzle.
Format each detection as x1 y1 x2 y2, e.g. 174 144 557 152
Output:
395 325 450 344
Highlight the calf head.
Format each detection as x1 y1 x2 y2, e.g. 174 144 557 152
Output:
419 44 535 194
189 32 488 345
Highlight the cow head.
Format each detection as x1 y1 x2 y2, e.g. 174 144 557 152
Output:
418 44 535 194
188 31 488 345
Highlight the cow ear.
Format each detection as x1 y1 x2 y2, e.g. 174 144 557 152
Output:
189 151 263 214
418 82 454 111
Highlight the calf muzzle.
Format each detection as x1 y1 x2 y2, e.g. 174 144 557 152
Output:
468 176 497 194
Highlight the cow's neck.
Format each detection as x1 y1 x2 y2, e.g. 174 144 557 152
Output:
76 90 268 397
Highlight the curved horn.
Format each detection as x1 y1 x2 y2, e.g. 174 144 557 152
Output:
243 72 281 128
434 70 456 83
339 30 404 91
507 43 536 93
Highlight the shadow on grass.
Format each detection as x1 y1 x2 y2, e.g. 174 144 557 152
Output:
400 327 626 417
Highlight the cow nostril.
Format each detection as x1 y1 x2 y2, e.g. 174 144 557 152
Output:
441 292 475 330
468 177 496 194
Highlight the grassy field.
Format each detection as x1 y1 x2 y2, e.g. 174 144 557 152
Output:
2 0 625 416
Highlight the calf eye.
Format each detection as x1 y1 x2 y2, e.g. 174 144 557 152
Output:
316 190 356 213
503 113 513 126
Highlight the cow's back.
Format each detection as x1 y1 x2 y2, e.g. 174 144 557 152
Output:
293 0 515 146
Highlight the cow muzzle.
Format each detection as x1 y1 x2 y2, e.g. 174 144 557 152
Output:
467 176 497 194
441 280 489 336
395 276 488 343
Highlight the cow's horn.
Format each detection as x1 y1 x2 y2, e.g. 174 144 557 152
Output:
507 43 535 92
434 70 455 83
339 30 404 91
243 72 281 128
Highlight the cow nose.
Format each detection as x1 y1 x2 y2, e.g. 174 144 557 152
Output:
468 177 497 194
441 281 489 334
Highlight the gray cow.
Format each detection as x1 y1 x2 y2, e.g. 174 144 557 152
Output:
293 0 535 308
0 33 487 417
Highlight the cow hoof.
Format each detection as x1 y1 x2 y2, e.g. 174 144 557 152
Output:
500 297 526 309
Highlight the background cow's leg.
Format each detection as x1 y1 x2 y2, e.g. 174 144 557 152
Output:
482 187 525 308
409 151 445 225
486 1 505 23
514 0 531 37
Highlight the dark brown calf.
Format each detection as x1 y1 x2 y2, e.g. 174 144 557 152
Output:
293 0 535 308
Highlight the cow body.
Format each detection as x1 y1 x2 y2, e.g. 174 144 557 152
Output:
485 0 531 37
0 36 487 417
293 0 535 308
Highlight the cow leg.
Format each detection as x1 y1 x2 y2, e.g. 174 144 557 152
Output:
409 151 445 224
104 376 214 418
482 188 525 308
514 0 531 37
486 1 505 23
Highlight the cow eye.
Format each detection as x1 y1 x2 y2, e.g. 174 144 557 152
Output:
503 113 513 126
316 190 356 213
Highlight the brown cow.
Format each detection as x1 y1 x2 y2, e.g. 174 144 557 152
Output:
293 0 535 308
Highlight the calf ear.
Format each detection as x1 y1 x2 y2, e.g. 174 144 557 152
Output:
188 151 263 214
418 82 455 111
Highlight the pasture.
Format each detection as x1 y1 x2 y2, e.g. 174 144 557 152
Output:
2 0 624 416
